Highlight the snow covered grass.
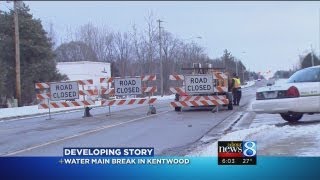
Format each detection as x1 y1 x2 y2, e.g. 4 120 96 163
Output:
247 123 320 156
189 120 320 157
150 94 175 100
188 125 274 156
0 101 101 119
0 95 174 119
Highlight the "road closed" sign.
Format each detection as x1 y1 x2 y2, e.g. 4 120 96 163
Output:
50 81 79 101
185 75 213 94
114 77 142 96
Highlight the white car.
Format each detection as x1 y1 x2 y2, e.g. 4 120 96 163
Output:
252 66 320 122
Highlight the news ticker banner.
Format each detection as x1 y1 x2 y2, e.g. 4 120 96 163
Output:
0 145 319 179
60 142 256 165
1 157 320 179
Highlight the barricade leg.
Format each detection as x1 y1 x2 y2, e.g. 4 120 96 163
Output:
83 107 93 118
46 99 53 120
106 105 111 116
147 104 156 115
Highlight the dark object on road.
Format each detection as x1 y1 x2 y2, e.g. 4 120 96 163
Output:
147 105 156 115
83 107 93 117
174 94 181 111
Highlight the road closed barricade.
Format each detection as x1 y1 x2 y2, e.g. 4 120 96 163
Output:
99 75 157 115
169 73 231 112
35 79 97 119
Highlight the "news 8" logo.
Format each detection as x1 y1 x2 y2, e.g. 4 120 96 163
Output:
217 141 257 165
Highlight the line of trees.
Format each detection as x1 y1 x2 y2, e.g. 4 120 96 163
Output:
0 3 253 106
273 52 320 79
53 15 251 94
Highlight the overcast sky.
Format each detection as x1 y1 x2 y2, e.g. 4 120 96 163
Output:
3 1 320 74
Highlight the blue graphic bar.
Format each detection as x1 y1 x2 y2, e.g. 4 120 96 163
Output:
0 157 319 179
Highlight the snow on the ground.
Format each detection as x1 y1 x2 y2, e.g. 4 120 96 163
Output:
150 94 175 100
0 101 101 119
0 95 174 119
248 123 320 156
189 121 320 157
241 81 255 88
0 81 254 120
189 125 273 156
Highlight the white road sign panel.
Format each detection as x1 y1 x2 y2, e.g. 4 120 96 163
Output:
114 78 142 96
50 81 79 101
185 75 213 94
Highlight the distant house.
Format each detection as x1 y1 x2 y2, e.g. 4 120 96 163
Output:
56 61 111 100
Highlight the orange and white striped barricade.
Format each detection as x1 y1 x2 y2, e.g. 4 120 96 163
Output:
35 79 97 119
169 73 230 112
212 72 229 93
99 75 157 115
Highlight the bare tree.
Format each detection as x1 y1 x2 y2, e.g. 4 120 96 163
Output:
114 31 133 76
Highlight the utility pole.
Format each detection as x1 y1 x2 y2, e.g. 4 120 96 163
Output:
14 1 21 107
311 44 314 66
242 66 245 83
157 19 164 97
235 59 238 75
241 51 246 81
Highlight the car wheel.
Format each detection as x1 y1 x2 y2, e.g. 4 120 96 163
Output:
175 107 181 111
280 112 303 123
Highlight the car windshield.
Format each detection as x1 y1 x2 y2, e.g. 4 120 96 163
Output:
287 67 320 83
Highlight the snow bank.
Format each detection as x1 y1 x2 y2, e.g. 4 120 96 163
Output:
0 101 101 119
248 123 320 156
189 125 274 156
150 94 175 100
0 95 174 119
241 81 255 88
189 121 320 157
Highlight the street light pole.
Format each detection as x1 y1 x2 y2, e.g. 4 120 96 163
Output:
157 19 164 97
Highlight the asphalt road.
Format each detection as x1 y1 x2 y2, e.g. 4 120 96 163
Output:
0 81 264 157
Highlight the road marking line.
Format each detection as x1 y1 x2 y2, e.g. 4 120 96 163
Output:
2 110 170 156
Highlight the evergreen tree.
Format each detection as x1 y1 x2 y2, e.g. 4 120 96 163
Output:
300 53 320 69
0 3 67 105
